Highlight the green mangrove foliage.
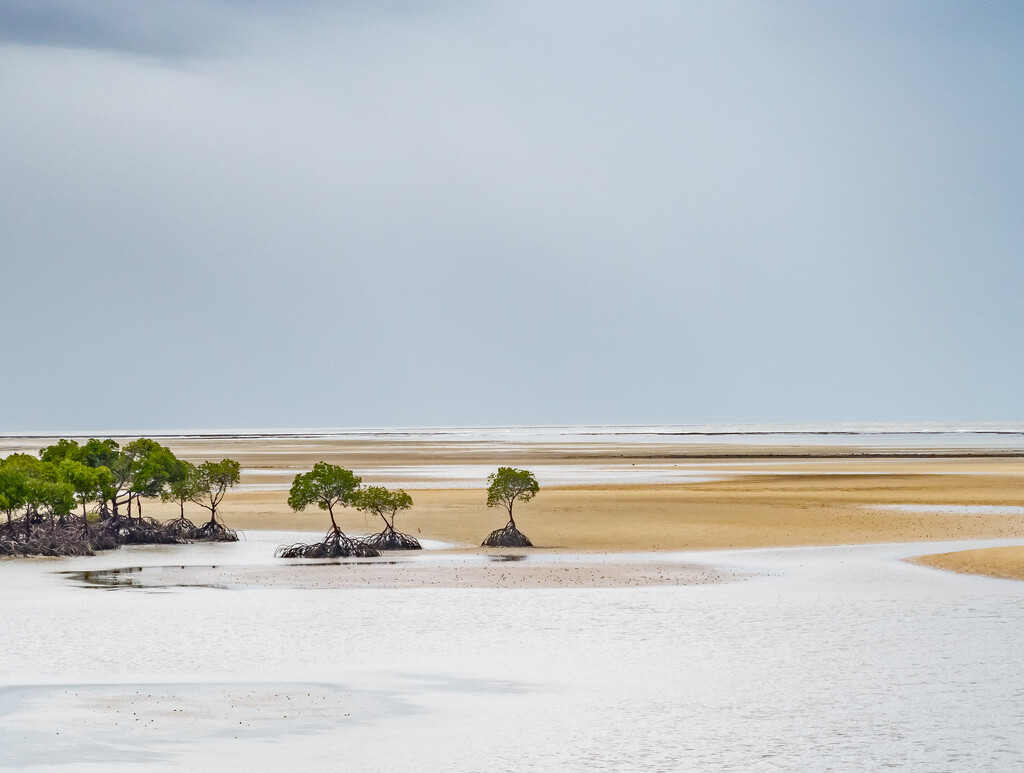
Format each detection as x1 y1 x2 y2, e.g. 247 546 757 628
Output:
0 438 241 556
286 462 362 533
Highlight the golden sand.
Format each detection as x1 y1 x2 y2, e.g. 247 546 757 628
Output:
142 468 1024 553
48 434 1024 577
910 546 1024 581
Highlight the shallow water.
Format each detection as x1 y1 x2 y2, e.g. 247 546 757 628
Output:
2 538 1024 770
8 421 1024 454
237 463 727 490
236 460 1016 492
868 504 1024 515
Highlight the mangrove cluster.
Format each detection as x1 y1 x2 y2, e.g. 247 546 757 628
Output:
276 463 420 558
0 438 241 557
276 462 543 556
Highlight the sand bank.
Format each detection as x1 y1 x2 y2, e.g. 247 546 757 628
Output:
909 546 1024 581
140 467 1024 553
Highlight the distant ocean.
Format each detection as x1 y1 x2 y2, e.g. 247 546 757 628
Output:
5 423 1024 452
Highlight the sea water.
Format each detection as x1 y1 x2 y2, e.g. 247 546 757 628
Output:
1 537 1023 771
7 421 1024 452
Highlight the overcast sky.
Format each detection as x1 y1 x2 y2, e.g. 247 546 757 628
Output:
1 1 1022 432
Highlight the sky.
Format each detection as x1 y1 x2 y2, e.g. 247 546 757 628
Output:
1 1 1023 432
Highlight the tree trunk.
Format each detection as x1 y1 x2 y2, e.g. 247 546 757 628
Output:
328 505 339 533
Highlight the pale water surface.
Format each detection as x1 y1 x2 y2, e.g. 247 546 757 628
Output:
868 504 1024 515
1 535 1023 771
237 463 728 490
7 421 1024 452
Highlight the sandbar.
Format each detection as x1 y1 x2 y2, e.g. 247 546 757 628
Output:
141 469 1024 553
909 545 1024 581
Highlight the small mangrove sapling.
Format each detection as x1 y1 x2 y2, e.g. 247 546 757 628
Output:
356 486 420 550
187 459 241 541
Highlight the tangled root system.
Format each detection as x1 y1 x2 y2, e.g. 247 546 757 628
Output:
481 523 533 548
0 519 125 556
276 528 380 559
0 511 239 558
0 524 96 557
105 516 186 546
190 519 239 542
363 530 422 551
164 517 198 540
85 528 120 552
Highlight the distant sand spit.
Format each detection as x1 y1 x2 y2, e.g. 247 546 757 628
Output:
910 546 1024 581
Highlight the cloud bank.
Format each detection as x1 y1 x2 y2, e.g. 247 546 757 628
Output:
1 2 1022 430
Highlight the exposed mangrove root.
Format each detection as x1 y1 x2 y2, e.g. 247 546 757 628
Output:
164 516 198 540
103 516 186 546
84 527 120 552
363 529 422 550
190 519 238 542
276 528 380 559
0 523 96 557
481 522 533 548
0 512 244 558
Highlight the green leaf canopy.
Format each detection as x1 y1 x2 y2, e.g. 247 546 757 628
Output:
288 462 361 532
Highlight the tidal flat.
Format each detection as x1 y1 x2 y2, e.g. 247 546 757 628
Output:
3 427 1024 770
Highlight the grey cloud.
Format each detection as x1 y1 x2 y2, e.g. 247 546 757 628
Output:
0 0 443 58
1 2 1022 430
0 1 225 57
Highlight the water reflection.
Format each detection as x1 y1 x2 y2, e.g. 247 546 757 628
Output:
67 566 231 591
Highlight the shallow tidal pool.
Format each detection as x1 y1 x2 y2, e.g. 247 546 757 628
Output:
2 533 1024 771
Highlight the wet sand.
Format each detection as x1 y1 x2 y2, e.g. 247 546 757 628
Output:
75 555 739 590
910 545 1024 581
